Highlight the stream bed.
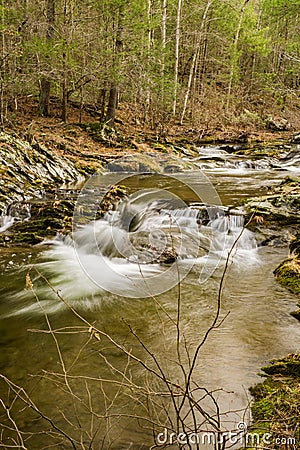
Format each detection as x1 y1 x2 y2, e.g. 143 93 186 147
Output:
0 145 300 449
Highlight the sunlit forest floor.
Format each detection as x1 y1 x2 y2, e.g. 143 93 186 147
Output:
6 97 298 161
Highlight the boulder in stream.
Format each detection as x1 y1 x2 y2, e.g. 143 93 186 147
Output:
245 176 300 225
107 153 198 173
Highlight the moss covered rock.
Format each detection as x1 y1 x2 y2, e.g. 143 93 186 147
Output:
0 185 127 246
107 153 198 173
274 258 300 294
249 354 300 449
245 176 300 225
273 232 300 319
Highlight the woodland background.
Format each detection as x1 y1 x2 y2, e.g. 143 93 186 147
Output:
1 0 300 132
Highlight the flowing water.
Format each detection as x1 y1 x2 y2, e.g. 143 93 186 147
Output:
0 146 300 449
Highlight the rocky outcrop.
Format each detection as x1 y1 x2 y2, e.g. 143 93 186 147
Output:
274 233 300 319
0 132 80 214
0 132 129 246
245 176 300 225
265 116 291 131
0 185 127 247
292 132 300 144
243 176 300 319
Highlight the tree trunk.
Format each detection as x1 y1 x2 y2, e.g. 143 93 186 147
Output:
226 0 250 111
180 45 199 124
98 89 107 121
144 0 153 121
39 0 55 117
39 78 51 117
161 0 167 100
0 7 6 127
173 0 182 116
105 8 124 128
180 0 212 124
106 86 118 127
61 59 67 123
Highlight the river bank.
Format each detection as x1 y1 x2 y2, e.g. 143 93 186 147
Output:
248 354 300 450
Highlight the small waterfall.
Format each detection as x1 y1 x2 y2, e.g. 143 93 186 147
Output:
0 203 31 232
209 213 258 266
278 149 300 172
34 194 258 301
0 215 15 232
196 145 300 174
210 214 245 233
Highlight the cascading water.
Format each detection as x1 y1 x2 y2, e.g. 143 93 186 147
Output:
0 203 31 232
194 145 300 174
0 215 15 232
31 192 258 308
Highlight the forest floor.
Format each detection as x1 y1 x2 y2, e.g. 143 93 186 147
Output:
5 97 297 163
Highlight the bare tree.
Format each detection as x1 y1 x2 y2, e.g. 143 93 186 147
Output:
226 0 251 112
39 0 55 117
106 6 124 128
0 213 256 449
173 0 183 116
181 0 213 124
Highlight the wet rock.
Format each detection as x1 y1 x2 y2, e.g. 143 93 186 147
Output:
261 354 300 377
107 154 162 173
243 175 300 319
291 132 300 144
157 249 178 265
219 144 237 153
97 185 127 218
290 233 300 257
274 258 300 295
273 231 300 311
0 199 74 246
0 132 80 214
0 185 127 246
107 153 198 174
291 308 300 321
244 176 300 225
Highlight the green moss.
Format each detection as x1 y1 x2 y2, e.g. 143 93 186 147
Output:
261 354 300 377
75 159 103 174
274 258 300 294
249 354 300 448
13 232 44 245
